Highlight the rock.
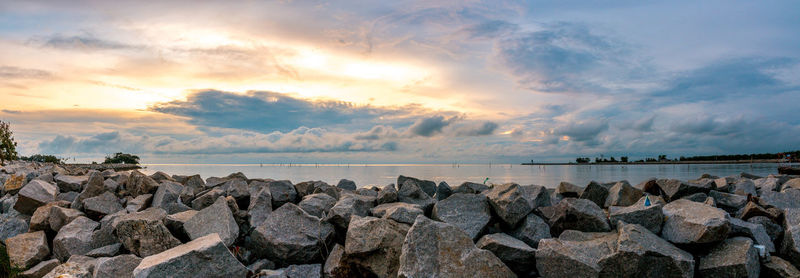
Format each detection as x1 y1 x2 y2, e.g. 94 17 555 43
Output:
761 256 800 278
191 187 223 210
432 193 491 240
0 213 29 241
579 181 610 208
376 184 398 204
602 222 695 277
538 198 610 236
732 178 758 196
435 181 452 201
269 180 297 208
452 182 489 194
510 213 551 248
715 176 737 192
133 233 248 278
297 193 336 218
55 174 87 192
681 192 708 203
83 191 124 220
151 181 191 214
247 258 276 274
755 177 782 193
397 180 436 214
93 254 141 278
324 244 346 277
604 180 643 207
71 172 104 211
29 202 64 231
222 179 250 208
19 259 59 278
126 193 152 213
661 199 731 245
747 216 782 242
126 171 160 197
555 181 583 198
112 208 181 257
780 208 800 267
5 231 50 269
182 174 205 192
248 186 273 227
104 178 120 193
311 183 339 200
784 178 800 191
3 174 25 194
149 171 174 183
294 180 327 199
709 190 747 214
485 183 534 226
476 233 537 276
397 216 515 278
183 196 239 246
49 206 86 232
42 262 92 278
14 179 58 215
370 202 424 225
609 196 665 234
698 237 760 278
522 184 552 208
397 175 436 197
262 264 322 278
355 187 378 197
86 243 122 257
535 230 619 277
337 179 357 190
739 201 782 222
325 193 375 230
53 216 99 262
164 210 197 242
205 172 247 188
342 216 408 277
657 178 711 201
761 188 800 209
729 217 775 253
251 203 334 264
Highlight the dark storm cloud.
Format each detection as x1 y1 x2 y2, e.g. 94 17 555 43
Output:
37 34 135 50
407 115 457 137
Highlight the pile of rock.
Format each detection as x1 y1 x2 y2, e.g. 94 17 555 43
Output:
1 161 800 277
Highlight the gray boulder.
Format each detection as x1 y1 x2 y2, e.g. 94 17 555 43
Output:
151 181 191 214
609 196 664 234
269 180 298 208
183 196 239 246
535 230 619 277
133 234 248 278
397 180 436 213
376 184 398 204
298 193 336 218
86 243 122 257
19 259 59 278
538 198 610 236
432 193 491 240
761 256 800 278
780 208 800 267
397 216 515 278
126 193 152 213
0 213 29 241
93 254 141 278
126 171 159 197
55 174 87 192
435 181 452 201
698 237 760 278
248 185 273 225
325 193 376 230
5 230 50 269
604 222 695 278
747 216 782 242
164 210 197 242
485 183 535 226
732 178 758 196
370 202 424 225
14 179 58 215
337 179 357 190
53 216 99 261
729 217 775 253
510 213 551 248
661 199 731 245
761 188 800 209
784 178 800 190
190 187 223 210
342 216 408 277
112 208 181 257
555 181 583 198
452 181 489 194
397 175 436 197
294 181 327 199
49 206 86 232
43 262 92 278
83 191 123 220
251 203 335 264
708 190 747 214
755 177 782 193
355 187 378 197
657 178 711 201
29 202 66 231
604 180 643 207
71 172 104 211
476 233 536 276
579 181 610 208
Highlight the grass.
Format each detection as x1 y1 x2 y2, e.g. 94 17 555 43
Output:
0 243 22 278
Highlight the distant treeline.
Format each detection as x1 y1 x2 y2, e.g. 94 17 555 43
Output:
575 150 799 164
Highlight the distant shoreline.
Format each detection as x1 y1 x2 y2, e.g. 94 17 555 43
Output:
521 159 798 166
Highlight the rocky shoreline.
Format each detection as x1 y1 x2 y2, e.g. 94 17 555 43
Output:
1 161 799 277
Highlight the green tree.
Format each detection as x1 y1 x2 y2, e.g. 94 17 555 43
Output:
103 152 140 164
0 120 18 165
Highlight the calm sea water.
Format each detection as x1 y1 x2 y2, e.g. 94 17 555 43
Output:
141 163 795 188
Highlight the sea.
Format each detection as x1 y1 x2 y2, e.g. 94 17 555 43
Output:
141 163 797 188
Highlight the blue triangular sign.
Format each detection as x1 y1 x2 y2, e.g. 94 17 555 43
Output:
644 195 651 207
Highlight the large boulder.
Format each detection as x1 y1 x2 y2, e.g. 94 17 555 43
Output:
510 213 551 248
761 188 800 209
397 175 436 197
476 233 537 277
535 230 619 277
183 196 238 246
0 213 29 241
485 183 539 226
29 201 67 231
432 193 491 240
112 208 182 257
452 182 489 194
19 259 59 278
376 184 398 204
298 193 336 218
397 216 515 278
661 199 731 245
761 256 800 278
251 203 335 264
93 254 141 278
133 233 248 278
608 196 664 234
151 181 191 214
538 198 610 236
43 262 92 278
268 180 297 208
53 216 99 262
697 237 760 278
370 202 424 225
780 208 800 267
248 186 273 227
604 181 643 207
55 174 87 192
126 171 159 197
126 194 152 213
729 217 775 253
71 172 104 211
164 210 197 242
5 230 50 269
83 191 124 220
191 187 223 210
337 179 357 190
604 222 695 278
396 180 435 213
555 181 583 198
784 178 800 191
435 181 452 201
339 216 408 277
49 206 86 232
708 190 747 214
579 181 610 208
732 178 758 196
3 174 25 194
325 193 375 230
657 178 711 201
748 216 783 242
14 179 58 215
755 176 783 194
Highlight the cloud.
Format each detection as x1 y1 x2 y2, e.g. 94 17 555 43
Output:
0 66 52 79
457 20 519 40
451 121 499 136
555 119 609 142
38 131 121 154
37 34 135 51
354 125 401 140
407 115 457 137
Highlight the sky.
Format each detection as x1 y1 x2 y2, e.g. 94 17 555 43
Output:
0 0 799 164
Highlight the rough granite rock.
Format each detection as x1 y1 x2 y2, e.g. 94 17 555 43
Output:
151 181 191 214
579 181 610 208
435 181 452 201
355 187 378 197
337 179 357 190
49 206 86 232
432 193 491 240
183 196 239 246
708 190 747 214
780 208 800 267
83 191 124 220
510 213 551 248
125 193 152 213
5 230 50 269
761 188 800 209
133 233 248 278
747 216 782 242
732 178 758 196
535 230 619 277
53 216 99 262
397 180 436 213
164 210 197 242
71 172 105 211
377 184 398 204
784 178 800 191
251 203 335 264
538 198 610 236
294 180 326 199
14 179 58 215
126 171 159 197
112 208 181 257
698 237 760 278
3 174 25 194
397 216 515 278
755 176 783 194
604 180 643 207
341 216 408 278
18 259 59 278
729 217 775 253
555 181 583 198
43 262 92 278
55 174 87 192
761 256 800 278
298 193 336 218
370 202 424 225
602 222 695 278
608 196 665 234
261 264 322 278
29 202 63 231
661 199 731 245
485 183 535 226
476 233 537 276
268 180 298 209
397 175 436 197
93 254 141 278
325 193 376 230
86 243 122 257
452 182 489 194
0 213 29 241
657 178 711 201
